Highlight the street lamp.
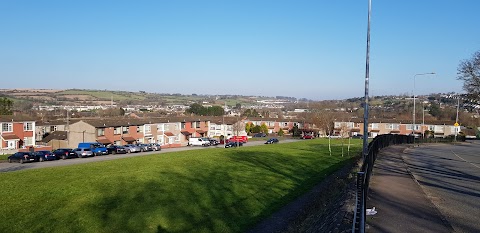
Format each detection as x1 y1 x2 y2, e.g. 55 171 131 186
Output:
413 72 435 142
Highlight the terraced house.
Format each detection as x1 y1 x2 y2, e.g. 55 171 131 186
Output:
0 115 36 150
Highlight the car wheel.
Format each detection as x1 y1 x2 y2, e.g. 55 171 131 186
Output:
112 151 116 155
61 155 66 160
8 158 12 163
39 157 44 162
20 159 24 164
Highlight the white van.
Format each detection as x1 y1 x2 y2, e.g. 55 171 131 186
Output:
188 137 210 146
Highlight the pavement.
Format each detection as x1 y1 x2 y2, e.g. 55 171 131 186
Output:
365 145 454 233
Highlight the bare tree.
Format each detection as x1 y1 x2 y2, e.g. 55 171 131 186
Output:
457 50 480 100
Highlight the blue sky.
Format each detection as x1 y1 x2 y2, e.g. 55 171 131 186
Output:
1 1 479 100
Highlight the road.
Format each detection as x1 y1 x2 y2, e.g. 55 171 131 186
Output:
402 141 480 233
0 139 297 173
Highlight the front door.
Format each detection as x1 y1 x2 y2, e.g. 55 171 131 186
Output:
7 140 16 149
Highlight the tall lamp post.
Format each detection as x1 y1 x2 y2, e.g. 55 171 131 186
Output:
413 72 435 143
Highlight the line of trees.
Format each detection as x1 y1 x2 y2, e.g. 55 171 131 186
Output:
186 103 224 116
245 122 268 134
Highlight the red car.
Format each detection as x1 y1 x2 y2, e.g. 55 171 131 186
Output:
301 135 314 139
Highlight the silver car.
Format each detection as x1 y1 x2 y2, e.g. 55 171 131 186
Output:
74 148 94 158
124 144 141 153
148 143 162 151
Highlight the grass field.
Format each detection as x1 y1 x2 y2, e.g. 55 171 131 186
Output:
0 154 10 161
0 139 361 233
58 90 146 101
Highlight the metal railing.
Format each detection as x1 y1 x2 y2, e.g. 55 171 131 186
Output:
352 134 456 232
352 134 412 232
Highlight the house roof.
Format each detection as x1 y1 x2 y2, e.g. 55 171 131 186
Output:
164 132 175 136
96 138 112 144
1 134 21 140
0 115 35 123
122 136 136 142
36 119 81 126
41 131 67 143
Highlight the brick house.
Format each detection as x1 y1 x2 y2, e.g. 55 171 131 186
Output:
0 115 36 150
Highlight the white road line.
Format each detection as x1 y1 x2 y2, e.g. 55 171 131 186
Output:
451 150 480 169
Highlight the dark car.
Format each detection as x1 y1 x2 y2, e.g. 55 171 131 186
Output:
8 152 36 164
351 134 363 139
253 133 267 137
224 142 243 148
52 148 77 160
264 138 279 144
107 145 127 154
34 150 56 162
209 139 220 146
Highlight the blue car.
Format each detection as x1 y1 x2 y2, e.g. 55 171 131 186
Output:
34 150 56 162
264 138 279 144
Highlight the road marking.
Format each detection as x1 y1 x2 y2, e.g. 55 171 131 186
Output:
451 150 480 169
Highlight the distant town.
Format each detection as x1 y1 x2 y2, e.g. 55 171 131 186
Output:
0 88 479 153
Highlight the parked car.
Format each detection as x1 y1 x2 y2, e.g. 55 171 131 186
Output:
137 143 153 152
351 134 363 139
209 139 220 146
148 143 162 151
301 134 314 139
78 142 108 156
224 142 243 148
73 148 94 158
34 150 56 162
53 148 77 160
189 137 210 146
106 145 127 154
253 133 267 137
124 144 141 153
264 138 279 144
8 152 36 164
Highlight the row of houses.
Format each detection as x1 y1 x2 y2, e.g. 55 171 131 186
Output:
1 115 464 152
332 119 460 138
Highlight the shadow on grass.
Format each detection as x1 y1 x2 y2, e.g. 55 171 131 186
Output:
81 149 353 233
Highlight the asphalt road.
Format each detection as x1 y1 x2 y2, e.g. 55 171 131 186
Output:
402 141 480 233
0 139 297 173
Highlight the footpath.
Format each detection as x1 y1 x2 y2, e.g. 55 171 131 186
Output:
366 145 453 233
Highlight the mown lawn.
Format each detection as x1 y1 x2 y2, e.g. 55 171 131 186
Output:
0 139 361 233
0 154 10 161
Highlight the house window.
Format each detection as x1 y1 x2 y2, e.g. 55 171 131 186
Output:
2 123 13 132
428 125 434 131
137 126 143 133
23 137 33 146
114 127 121 135
335 122 342 128
284 122 288 127
181 122 186 129
50 126 57 132
23 122 33 131
369 123 378 129
114 140 121 145
97 128 105 136
406 124 413 130
122 126 129 134
145 125 151 133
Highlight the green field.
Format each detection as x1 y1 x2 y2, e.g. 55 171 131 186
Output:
58 90 146 101
0 139 361 233
0 154 10 161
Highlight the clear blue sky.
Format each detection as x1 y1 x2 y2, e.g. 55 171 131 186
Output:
1 1 479 100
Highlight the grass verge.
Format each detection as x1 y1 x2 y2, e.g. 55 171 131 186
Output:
0 139 361 233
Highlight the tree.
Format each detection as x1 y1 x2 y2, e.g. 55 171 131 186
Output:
245 122 254 134
457 51 480 99
251 125 262 133
260 123 269 134
277 129 285 136
0 97 13 115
